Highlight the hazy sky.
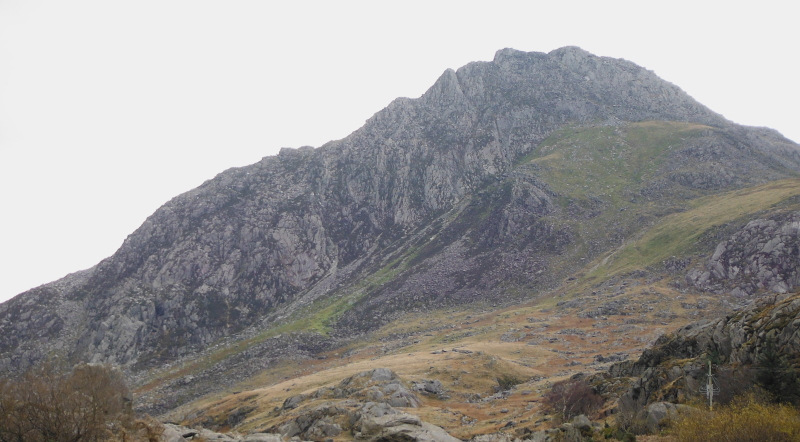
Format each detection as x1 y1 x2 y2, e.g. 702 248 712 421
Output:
0 1 797 303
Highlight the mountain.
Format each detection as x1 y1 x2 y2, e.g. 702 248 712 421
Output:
2 46 800 421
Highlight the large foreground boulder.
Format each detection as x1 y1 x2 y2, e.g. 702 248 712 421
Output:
356 412 461 442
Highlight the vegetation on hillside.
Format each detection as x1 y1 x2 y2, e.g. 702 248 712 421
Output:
0 364 162 442
671 394 800 442
542 378 603 420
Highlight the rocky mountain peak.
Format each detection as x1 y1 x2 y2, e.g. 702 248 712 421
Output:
420 68 469 108
1 47 799 399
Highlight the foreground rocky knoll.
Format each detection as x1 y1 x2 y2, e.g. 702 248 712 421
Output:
166 368 594 442
165 369 451 442
592 291 800 426
2 46 800 418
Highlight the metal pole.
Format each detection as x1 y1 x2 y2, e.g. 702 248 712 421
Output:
708 360 713 411
700 359 720 411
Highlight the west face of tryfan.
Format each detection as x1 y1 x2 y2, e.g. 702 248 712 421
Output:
1 46 798 400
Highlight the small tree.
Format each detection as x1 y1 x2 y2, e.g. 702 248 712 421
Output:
0 362 153 442
496 374 523 391
543 378 604 420
0 377 28 442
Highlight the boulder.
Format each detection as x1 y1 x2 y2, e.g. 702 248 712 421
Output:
161 424 188 442
640 401 694 433
360 401 397 419
283 394 308 410
356 413 460 442
413 379 445 396
605 293 800 412
571 414 591 431
305 418 342 440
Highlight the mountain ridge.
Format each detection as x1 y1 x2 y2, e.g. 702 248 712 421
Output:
2 47 800 422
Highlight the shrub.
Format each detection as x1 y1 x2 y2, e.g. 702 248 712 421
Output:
0 363 160 442
543 378 604 420
712 363 758 406
496 374 523 391
671 394 800 442
602 423 636 442
613 396 649 435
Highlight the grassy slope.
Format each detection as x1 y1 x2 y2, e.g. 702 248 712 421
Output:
590 179 800 279
522 121 706 200
513 122 709 281
519 121 800 290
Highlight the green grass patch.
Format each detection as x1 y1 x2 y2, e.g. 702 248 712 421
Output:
521 121 710 204
275 258 408 335
590 179 800 278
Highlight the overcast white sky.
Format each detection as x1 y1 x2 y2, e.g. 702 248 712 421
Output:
0 0 797 303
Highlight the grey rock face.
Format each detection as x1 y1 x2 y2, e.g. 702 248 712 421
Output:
1 46 798 384
688 212 800 296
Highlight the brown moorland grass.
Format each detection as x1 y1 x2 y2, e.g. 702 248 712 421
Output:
671 395 800 442
163 279 719 437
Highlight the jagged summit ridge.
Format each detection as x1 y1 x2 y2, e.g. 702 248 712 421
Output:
0 47 798 382
373 46 724 131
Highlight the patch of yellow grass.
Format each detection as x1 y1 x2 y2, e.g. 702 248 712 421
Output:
671 396 800 442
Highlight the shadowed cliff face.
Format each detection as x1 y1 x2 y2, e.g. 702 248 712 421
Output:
0 46 798 375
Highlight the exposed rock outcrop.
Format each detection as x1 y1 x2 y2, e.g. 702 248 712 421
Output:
600 293 800 412
162 423 284 442
688 211 800 296
356 412 461 442
278 368 421 415
254 369 456 442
